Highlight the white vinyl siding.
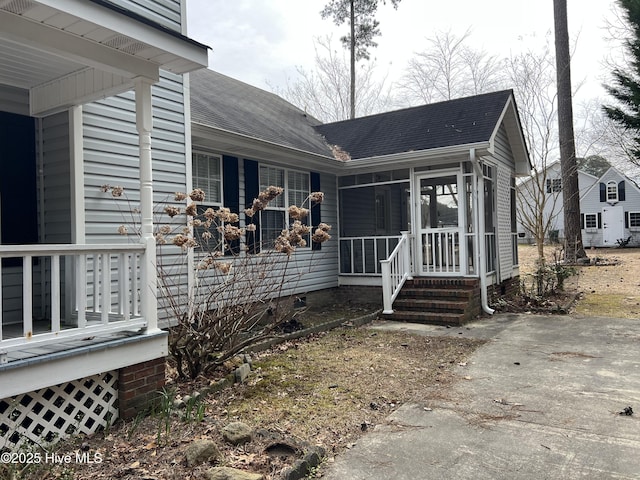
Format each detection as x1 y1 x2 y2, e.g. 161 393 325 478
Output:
106 0 182 31
490 124 517 280
83 70 189 328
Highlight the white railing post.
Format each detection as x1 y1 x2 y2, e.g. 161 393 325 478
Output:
381 260 393 314
401 231 412 280
136 78 158 333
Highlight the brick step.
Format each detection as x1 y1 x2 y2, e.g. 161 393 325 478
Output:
393 298 468 313
406 278 479 289
397 287 479 300
380 310 466 326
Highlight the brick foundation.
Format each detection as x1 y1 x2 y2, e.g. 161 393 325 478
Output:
305 286 383 309
118 357 165 420
487 276 520 305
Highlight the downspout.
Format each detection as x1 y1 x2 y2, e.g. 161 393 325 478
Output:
470 148 494 315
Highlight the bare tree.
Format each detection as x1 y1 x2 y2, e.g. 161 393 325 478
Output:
554 0 586 262
275 36 395 122
398 29 504 105
505 43 566 259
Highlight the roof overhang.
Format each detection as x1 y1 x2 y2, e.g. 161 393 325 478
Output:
340 142 492 175
192 123 345 174
0 0 208 116
193 122 495 176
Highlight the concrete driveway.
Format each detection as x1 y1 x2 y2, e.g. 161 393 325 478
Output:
321 314 640 479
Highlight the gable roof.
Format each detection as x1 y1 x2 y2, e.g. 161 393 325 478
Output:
314 90 516 160
581 166 640 200
190 69 332 157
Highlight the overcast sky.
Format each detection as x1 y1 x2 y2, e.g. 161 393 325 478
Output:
185 0 617 104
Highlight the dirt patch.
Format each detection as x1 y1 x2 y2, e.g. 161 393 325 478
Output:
511 245 640 318
18 323 483 480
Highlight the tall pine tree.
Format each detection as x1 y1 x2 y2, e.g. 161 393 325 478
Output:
321 0 401 119
603 0 640 160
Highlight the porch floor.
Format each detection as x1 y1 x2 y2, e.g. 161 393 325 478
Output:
1 319 147 367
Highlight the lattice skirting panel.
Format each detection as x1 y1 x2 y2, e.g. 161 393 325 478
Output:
0 371 119 451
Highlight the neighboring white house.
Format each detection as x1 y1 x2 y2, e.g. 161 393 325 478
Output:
517 163 640 247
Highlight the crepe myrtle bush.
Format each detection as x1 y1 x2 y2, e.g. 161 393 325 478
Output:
101 185 331 379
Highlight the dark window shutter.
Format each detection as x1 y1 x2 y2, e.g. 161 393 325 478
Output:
546 179 551 194
597 212 602 229
310 172 322 251
625 211 629 229
580 214 585 229
599 182 606 202
244 159 260 254
223 155 240 255
619 181 626 201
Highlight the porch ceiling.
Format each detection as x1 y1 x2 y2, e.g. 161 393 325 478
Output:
0 0 208 116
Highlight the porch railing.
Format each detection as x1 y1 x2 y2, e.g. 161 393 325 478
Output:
421 229 460 274
339 236 401 275
380 232 412 314
0 244 148 362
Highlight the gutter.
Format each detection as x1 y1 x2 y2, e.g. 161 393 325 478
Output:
470 148 494 315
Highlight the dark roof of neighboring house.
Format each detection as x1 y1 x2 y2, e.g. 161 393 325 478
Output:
314 90 514 160
190 69 333 157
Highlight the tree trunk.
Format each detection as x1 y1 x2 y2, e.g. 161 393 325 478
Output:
553 0 586 262
350 0 356 119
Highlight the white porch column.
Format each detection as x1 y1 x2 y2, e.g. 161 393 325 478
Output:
135 78 159 332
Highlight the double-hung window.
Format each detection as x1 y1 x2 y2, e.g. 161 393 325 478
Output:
629 212 640 230
546 178 562 193
606 181 618 202
192 152 223 249
259 165 310 248
584 213 597 230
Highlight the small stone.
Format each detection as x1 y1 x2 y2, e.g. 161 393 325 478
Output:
235 363 251 383
205 467 263 480
222 421 253 445
185 439 222 467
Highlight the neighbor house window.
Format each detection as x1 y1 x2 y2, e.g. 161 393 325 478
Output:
629 212 640 230
546 178 562 193
607 181 618 202
584 213 597 230
259 165 310 247
192 152 223 249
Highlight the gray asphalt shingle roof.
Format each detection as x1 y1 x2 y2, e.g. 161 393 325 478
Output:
314 90 514 160
190 69 516 163
190 69 333 157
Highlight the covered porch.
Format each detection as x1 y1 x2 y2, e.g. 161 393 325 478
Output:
337 157 517 317
0 0 207 405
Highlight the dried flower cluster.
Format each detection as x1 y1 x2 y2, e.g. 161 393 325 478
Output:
244 186 284 217
104 184 331 264
312 223 332 244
